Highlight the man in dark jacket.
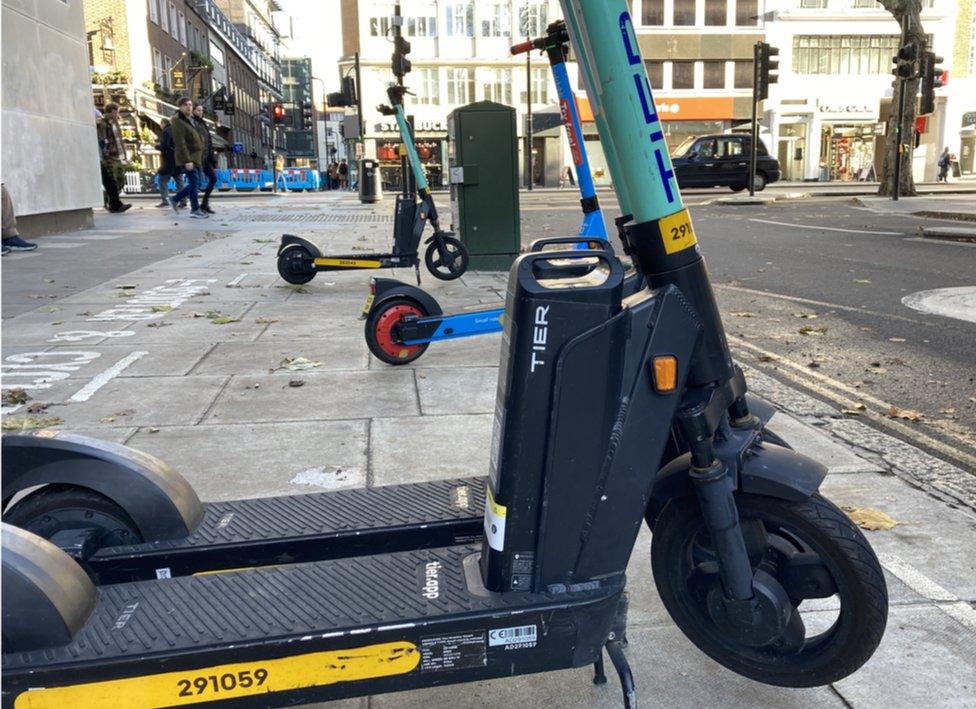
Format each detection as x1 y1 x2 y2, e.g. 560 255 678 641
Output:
154 118 184 208
169 97 207 218
192 103 218 214
96 106 131 213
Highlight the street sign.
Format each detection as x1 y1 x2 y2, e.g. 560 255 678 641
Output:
233 142 244 153
172 69 185 90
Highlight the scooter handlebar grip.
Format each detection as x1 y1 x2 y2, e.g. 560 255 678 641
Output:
529 236 612 252
510 40 535 55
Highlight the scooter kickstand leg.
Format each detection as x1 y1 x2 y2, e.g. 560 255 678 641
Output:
414 263 421 286
605 639 637 709
593 651 608 685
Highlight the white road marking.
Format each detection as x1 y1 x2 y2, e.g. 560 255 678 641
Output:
748 218 902 236
228 273 247 286
878 553 976 633
901 287 976 324
68 351 148 402
34 243 84 249
714 283 922 324
903 237 976 248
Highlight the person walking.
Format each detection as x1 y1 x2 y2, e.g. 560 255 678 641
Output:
169 98 207 219
2 183 38 255
937 147 951 183
192 103 218 214
96 106 131 213
328 161 340 190
154 118 184 208
338 159 349 189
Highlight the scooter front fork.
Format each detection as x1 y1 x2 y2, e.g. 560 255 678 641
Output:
682 428 755 605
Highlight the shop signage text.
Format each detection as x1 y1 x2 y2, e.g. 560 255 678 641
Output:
817 101 878 121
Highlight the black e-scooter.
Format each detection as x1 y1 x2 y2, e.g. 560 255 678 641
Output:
277 85 468 285
1 4 886 707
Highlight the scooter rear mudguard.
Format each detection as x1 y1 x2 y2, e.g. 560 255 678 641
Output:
1 432 203 540
277 234 323 258
369 278 444 317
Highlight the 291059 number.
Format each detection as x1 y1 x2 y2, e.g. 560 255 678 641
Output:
176 668 268 697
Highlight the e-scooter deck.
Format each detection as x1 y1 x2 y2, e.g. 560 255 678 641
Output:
67 476 486 584
2 536 622 709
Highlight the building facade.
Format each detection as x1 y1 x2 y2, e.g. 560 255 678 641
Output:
339 0 564 189
282 57 318 167
2 0 102 233
214 0 286 169
763 0 963 182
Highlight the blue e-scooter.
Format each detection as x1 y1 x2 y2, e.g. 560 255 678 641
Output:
362 21 618 365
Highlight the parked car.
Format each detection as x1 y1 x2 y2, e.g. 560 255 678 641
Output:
670 134 781 191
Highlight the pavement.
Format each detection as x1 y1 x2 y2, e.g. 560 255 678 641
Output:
2 191 975 708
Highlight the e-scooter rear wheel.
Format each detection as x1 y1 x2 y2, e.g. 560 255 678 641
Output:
365 298 430 365
277 244 316 284
425 236 469 281
651 492 887 687
3 484 144 573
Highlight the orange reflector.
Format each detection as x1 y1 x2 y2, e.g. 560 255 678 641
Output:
652 356 678 392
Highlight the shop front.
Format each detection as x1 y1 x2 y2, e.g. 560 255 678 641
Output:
370 118 448 192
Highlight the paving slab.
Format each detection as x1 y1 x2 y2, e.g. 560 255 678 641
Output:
833 604 976 708
36 342 213 378
820 472 976 601
767 412 883 473
206 370 418 424
51 375 228 429
126 420 368 501
415 366 497 415
191 340 369 375
370 413 493 486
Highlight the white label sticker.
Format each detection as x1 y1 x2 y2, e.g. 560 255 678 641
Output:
484 488 506 552
155 568 172 579
488 625 537 647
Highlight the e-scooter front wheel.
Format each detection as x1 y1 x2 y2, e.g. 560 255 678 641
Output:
365 298 430 365
651 492 887 687
277 245 316 285
425 236 469 280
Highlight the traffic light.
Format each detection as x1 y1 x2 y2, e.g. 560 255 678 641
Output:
919 50 944 115
302 101 313 130
392 35 411 80
893 42 919 79
756 42 779 101
272 102 285 125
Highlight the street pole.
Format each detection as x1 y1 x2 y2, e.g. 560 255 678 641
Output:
355 52 364 156
749 42 759 198
394 3 410 197
526 47 533 190
892 16 907 202
271 120 277 194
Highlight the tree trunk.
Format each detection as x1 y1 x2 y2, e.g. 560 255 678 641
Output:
877 0 925 197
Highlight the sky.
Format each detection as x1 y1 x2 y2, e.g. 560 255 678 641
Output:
276 0 345 102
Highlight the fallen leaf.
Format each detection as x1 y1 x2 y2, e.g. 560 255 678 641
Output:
757 354 775 362
40 306 61 313
806 361 821 368
280 356 323 371
841 409 862 416
255 317 278 324
852 279 872 284
888 337 906 342
44 278 56 284
240 261 254 265
253 238 276 244
730 311 756 318
114 284 137 290
187 254 203 258
205 310 241 325
798 325 828 335
100 416 116 423
939 407 956 414
792 312 818 319
887 405 923 421
26 402 51 413
51 321 63 326
2 388 31 406
843 506 901 531
148 427 160 433
1 415 64 431
151 305 174 313
147 321 172 328
288 379 305 387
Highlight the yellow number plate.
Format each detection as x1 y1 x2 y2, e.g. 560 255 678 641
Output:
361 293 376 316
14 641 419 708
658 208 698 255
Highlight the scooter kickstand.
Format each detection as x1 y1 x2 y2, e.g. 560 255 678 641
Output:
414 264 421 286
593 651 608 685
606 639 637 709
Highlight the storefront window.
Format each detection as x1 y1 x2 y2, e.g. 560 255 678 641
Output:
735 0 758 26
734 60 752 89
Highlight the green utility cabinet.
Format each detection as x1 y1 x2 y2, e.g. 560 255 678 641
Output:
447 101 521 271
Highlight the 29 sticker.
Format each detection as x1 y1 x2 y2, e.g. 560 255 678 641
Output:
658 208 698 255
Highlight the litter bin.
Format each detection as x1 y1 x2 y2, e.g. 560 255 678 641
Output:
359 159 382 203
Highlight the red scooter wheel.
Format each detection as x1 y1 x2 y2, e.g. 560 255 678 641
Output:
365 299 430 365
